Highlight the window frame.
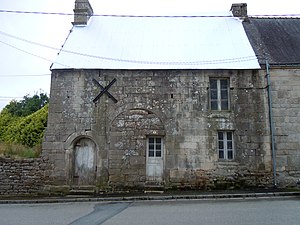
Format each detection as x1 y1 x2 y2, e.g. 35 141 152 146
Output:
209 78 230 111
147 137 163 158
217 131 234 160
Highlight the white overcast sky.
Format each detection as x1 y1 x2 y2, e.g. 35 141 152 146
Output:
0 0 299 110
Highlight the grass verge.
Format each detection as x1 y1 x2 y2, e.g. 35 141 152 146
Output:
0 142 41 159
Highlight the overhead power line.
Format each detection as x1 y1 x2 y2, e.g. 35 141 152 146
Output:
0 30 258 66
0 39 70 68
0 96 23 99
0 74 50 77
0 9 73 16
0 96 23 102
0 9 299 18
0 30 59 51
0 39 57 63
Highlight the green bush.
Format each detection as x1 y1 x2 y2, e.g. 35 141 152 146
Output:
0 109 18 138
0 92 49 158
1 104 48 147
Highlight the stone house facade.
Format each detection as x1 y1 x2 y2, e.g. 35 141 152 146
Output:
43 1 300 191
243 17 300 186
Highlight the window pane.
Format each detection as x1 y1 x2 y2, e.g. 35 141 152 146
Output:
220 79 228 89
156 138 161 144
210 79 217 89
149 138 154 143
149 144 154 150
227 141 232 150
221 90 228 99
218 132 223 140
149 150 154 157
156 150 161 157
221 100 228 110
211 101 218 110
219 150 224 159
227 132 232 140
156 143 161 150
211 90 218 99
218 141 224 149
228 150 233 159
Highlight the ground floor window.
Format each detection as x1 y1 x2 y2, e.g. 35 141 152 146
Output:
218 131 234 160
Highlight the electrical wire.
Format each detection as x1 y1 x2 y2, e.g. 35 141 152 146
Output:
0 96 22 99
0 39 71 68
0 40 53 63
0 9 72 16
0 96 23 102
0 74 50 77
0 9 299 17
0 30 258 66
0 30 59 51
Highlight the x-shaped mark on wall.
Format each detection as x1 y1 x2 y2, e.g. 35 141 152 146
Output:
93 78 118 103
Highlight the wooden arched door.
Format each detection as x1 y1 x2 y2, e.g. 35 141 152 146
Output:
73 138 97 185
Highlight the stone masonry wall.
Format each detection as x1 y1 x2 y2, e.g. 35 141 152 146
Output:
268 68 300 187
43 69 273 190
0 158 49 196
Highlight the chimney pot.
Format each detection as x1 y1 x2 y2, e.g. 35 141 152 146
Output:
231 3 248 19
73 0 93 25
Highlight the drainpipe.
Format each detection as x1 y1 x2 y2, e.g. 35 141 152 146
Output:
266 61 277 187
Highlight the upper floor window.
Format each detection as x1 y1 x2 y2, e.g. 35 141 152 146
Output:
218 131 234 160
210 78 230 110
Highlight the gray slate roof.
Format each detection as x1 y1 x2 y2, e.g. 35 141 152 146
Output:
243 18 300 65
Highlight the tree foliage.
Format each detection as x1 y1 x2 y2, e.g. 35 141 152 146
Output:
0 92 49 151
4 92 49 117
1 105 48 147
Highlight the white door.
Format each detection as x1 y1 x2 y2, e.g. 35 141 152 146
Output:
146 137 164 182
73 138 96 185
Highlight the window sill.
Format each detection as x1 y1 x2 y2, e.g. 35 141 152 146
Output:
207 111 234 119
209 110 232 113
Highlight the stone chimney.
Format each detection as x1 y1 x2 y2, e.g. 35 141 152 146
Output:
73 0 94 25
230 3 248 19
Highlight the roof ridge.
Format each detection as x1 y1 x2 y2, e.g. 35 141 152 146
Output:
249 16 300 19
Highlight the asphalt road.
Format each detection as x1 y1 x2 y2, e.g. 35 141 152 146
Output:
0 198 299 225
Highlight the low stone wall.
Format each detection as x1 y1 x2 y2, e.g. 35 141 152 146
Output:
0 157 50 196
165 168 273 191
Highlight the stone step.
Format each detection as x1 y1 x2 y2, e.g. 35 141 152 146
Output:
69 186 96 195
70 185 96 190
144 182 165 193
144 190 164 194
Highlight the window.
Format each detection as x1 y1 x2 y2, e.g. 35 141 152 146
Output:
218 131 234 160
148 137 162 157
210 78 230 110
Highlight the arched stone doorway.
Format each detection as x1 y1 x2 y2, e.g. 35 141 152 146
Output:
72 138 97 185
110 108 166 186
